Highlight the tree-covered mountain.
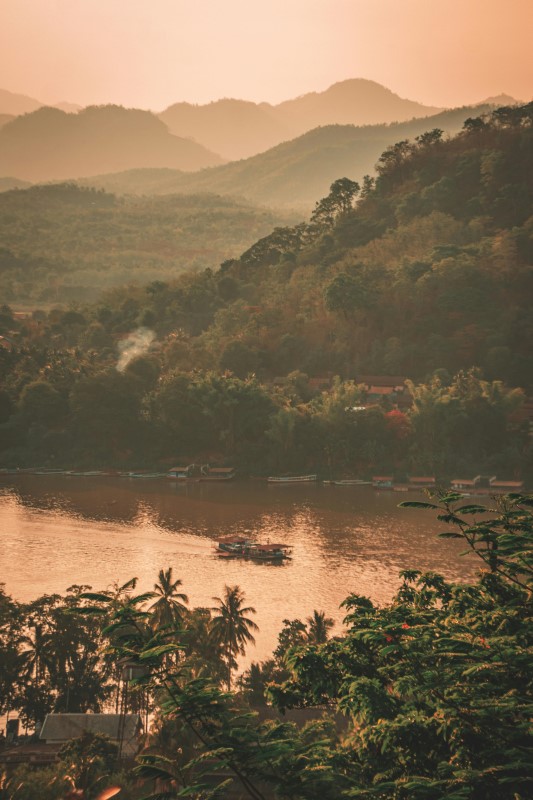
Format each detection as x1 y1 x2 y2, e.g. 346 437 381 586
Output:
81 104 499 208
1 105 531 476
0 185 298 304
0 105 224 182
159 79 443 160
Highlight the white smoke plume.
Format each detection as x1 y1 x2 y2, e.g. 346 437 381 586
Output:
117 327 156 372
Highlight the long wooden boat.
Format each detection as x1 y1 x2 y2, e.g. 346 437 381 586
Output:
201 467 236 481
216 537 291 561
324 479 372 486
267 474 317 484
217 536 253 554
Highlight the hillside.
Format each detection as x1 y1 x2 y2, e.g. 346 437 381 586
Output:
0 105 224 182
160 79 443 160
273 78 443 131
0 87 42 115
159 98 292 161
76 103 533 389
1 105 532 475
0 184 298 304
0 113 15 129
83 104 496 209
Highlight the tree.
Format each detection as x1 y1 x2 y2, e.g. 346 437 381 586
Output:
306 610 334 644
310 178 360 230
210 585 258 690
149 568 189 631
19 381 67 429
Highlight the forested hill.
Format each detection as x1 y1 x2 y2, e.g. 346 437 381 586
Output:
0 186 298 304
1 105 532 475
81 103 498 208
0 105 223 182
75 103 532 389
209 104 533 387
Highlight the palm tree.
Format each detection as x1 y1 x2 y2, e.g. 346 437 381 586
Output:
306 610 334 644
149 568 189 631
210 585 258 690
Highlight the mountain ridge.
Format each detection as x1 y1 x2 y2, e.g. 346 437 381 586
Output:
0 105 224 182
159 78 445 159
77 103 498 209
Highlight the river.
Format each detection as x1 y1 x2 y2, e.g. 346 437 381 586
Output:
0 475 479 663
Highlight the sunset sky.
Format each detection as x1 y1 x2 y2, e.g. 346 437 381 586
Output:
1 0 531 110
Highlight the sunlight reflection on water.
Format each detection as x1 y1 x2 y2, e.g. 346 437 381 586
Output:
0 476 479 662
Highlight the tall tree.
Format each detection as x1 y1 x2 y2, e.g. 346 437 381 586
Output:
149 568 189 631
306 610 335 644
210 585 258 690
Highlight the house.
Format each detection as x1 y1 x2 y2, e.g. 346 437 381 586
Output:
372 476 394 489
489 478 524 493
358 375 407 394
200 466 236 481
358 375 412 410
408 476 436 489
167 465 194 479
40 713 141 758
451 476 481 491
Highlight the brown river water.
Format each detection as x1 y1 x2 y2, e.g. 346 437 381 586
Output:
0 475 480 663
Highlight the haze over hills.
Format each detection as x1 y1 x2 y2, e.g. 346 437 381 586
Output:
0 105 224 182
82 104 497 209
159 99 292 161
159 79 444 160
0 88 43 115
0 88 82 116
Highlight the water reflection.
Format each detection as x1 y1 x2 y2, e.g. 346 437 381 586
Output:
0 476 479 662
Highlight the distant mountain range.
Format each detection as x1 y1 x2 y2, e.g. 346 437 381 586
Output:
159 79 444 160
80 104 498 209
0 105 223 182
0 80 523 192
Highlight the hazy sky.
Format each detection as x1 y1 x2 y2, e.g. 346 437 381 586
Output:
1 0 531 110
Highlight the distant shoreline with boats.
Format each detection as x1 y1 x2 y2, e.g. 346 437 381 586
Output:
0 467 526 495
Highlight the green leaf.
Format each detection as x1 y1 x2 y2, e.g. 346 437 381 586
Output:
454 504 487 514
139 644 182 660
438 532 463 539
399 501 439 509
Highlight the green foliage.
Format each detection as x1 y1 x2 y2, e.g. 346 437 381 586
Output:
2 492 533 798
0 184 298 304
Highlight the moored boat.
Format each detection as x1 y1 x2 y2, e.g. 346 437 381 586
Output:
327 479 372 486
201 466 236 481
267 474 317 484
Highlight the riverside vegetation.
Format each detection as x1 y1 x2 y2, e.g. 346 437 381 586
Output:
0 493 532 799
0 105 532 480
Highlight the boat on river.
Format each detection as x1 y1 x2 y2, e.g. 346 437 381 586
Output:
267 474 317 484
216 536 291 561
324 479 372 486
217 536 253 553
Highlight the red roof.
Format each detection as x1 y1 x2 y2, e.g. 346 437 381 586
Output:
359 375 407 387
489 480 524 488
